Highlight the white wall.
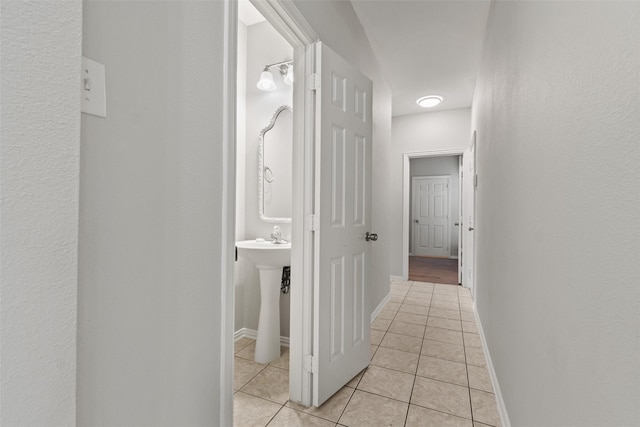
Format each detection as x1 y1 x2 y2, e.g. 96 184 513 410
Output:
294 0 393 311
79 2 230 424
472 2 640 425
409 156 460 258
235 20 293 337
391 109 471 275
244 21 294 243
0 2 81 424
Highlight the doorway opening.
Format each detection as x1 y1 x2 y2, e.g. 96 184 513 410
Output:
401 143 476 294
230 0 378 420
230 0 319 420
233 0 296 415
408 157 461 285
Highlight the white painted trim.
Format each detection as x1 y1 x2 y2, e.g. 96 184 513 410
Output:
220 0 237 425
370 293 392 323
474 303 511 427
258 105 293 223
251 0 318 47
449 256 459 260
235 328 257 341
235 328 290 347
390 275 404 282
402 150 465 284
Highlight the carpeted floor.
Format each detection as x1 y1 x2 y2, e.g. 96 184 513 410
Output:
408 256 459 285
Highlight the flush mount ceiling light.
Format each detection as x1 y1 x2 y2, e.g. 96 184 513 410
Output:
257 60 293 91
416 95 443 108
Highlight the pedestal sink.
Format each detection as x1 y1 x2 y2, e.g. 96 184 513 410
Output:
236 239 291 363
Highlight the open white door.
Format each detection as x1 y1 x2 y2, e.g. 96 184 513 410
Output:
312 42 373 406
461 132 476 294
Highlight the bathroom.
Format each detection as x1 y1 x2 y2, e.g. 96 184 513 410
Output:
235 1 294 359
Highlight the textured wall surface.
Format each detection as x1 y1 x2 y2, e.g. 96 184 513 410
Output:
79 2 228 424
390 109 471 276
0 1 81 425
472 2 640 425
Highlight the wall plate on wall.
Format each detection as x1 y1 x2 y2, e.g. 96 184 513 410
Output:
81 56 106 118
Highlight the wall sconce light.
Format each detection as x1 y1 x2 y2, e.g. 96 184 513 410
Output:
257 60 293 91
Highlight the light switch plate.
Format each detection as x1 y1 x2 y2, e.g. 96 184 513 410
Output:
81 56 106 118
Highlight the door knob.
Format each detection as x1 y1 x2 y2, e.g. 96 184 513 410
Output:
365 232 378 242
454 223 459 226
468 227 474 231
414 219 418 223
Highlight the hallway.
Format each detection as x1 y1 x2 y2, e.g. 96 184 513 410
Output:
233 281 500 426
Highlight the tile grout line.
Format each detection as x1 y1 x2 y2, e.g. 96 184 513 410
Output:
346 279 407 426
263 403 285 426
241 282 480 427
404 281 435 427
460 289 476 425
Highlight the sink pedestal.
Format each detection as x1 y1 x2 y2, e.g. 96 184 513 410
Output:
235 240 290 364
255 266 282 363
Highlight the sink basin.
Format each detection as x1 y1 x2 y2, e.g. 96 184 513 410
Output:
236 239 291 267
236 239 291 363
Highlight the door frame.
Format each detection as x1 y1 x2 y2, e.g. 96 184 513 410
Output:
411 175 452 257
225 0 319 415
401 150 464 281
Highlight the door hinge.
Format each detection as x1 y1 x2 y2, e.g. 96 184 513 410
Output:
306 73 320 91
304 354 318 374
306 214 319 231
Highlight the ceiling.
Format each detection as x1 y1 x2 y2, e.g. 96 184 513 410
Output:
240 0 492 117
351 0 491 116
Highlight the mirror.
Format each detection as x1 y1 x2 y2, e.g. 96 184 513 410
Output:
259 105 292 223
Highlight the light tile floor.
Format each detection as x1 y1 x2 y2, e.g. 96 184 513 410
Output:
234 281 501 427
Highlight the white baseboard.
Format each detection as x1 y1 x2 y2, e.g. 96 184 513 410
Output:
234 327 289 347
390 275 404 282
449 256 459 260
371 292 391 323
473 303 511 427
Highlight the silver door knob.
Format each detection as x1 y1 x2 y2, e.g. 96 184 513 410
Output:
365 232 378 242
454 223 459 226
414 219 418 223
468 227 474 231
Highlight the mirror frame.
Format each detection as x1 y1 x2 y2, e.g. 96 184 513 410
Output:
258 105 293 223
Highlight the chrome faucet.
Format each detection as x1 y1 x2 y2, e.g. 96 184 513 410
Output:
270 226 288 244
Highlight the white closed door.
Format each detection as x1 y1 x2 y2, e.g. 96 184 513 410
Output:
313 42 373 406
412 176 450 258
